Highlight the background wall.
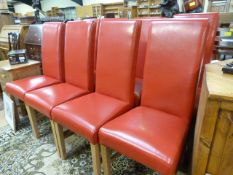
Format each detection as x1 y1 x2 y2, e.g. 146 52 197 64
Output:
14 3 34 15
83 0 123 5
40 0 80 11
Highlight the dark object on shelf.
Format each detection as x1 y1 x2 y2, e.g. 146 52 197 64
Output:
222 61 233 74
215 27 233 60
184 0 203 13
8 49 28 65
24 24 42 61
160 0 179 18
0 25 29 60
7 32 28 65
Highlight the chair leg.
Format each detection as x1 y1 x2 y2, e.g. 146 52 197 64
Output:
91 144 101 175
101 145 112 175
25 104 40 138
54 122 66 160
50 120 61 158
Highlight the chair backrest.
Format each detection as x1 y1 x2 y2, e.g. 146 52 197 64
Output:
95 20 141 104
64 21 96 92
174 13 219 65
141 19 208 120
42 22 65 81
136 17 163 79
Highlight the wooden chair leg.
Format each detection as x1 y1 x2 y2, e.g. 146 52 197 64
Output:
54 122 66 159
50 120 61 158
101 145 112 175
91 144 101 175
25 104 40 138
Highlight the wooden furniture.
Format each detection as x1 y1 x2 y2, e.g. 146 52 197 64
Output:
0 25 29 60
76 5 94 18
0 13 13 31
118 6 138 18
137 0 161 17
192 59 233 175
103 2 124 18
0 59 41 91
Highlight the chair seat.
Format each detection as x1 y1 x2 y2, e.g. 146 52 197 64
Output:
99 106 189 175
52 93 131 144
25 83 88 117
6 75 61 100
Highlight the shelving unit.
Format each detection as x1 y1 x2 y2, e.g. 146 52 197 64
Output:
137 0 161 17
103 2 124 18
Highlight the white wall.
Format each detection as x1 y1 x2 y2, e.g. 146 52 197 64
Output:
14 3 34 15
41 0 80 11
83 0 123 5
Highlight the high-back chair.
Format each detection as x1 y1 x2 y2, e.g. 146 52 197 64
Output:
135 18 163 101
99 19 208 175
51 20 141 175
174 13 219 96
22 21 96 142
6 22 65 100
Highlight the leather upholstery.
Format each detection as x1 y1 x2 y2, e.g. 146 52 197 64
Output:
52 20 141 144
52 93 131 143
99 19 208 175
174 13 219 65
25 21 96 117
42 22 65 81
64 21 96 91
25 83 88 117
6 22 65 100
141 19 208 119
174 13 219 94
96 20 141 104
6 75 60 100
136 18 158 79
99 106 188 175
135 18 161 103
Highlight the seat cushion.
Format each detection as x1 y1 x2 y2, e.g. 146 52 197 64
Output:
25 83 88 117
6 75 61 100
52 93 131 144
99 106 189 175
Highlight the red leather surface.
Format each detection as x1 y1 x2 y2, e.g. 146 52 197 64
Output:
174 13 219 65
99 19 208 175
64 21 96 91
95 20 141 104
6 75 60 100
174 13 219 92
99 106 188 175
6 23 65 100
52 93 131 144
136 19 156 79
42 22 65 81
25 83 87 117
141 19 208 120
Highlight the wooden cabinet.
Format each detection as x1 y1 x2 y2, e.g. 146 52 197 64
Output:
137 0 161 17
0 60 41 91
192 59 233 175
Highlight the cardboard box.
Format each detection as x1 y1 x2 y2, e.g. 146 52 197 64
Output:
0 0 8 10
76 5 94 18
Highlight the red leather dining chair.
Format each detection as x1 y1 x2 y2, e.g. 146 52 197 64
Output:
174 13 219 97
51 20 141 175
135 18 163 104
22 20 96 144
99 19 208 175
6 22 65 102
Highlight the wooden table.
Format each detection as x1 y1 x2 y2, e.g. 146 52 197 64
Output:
192 59 233 175
0 60 41 124
0 59 41 91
